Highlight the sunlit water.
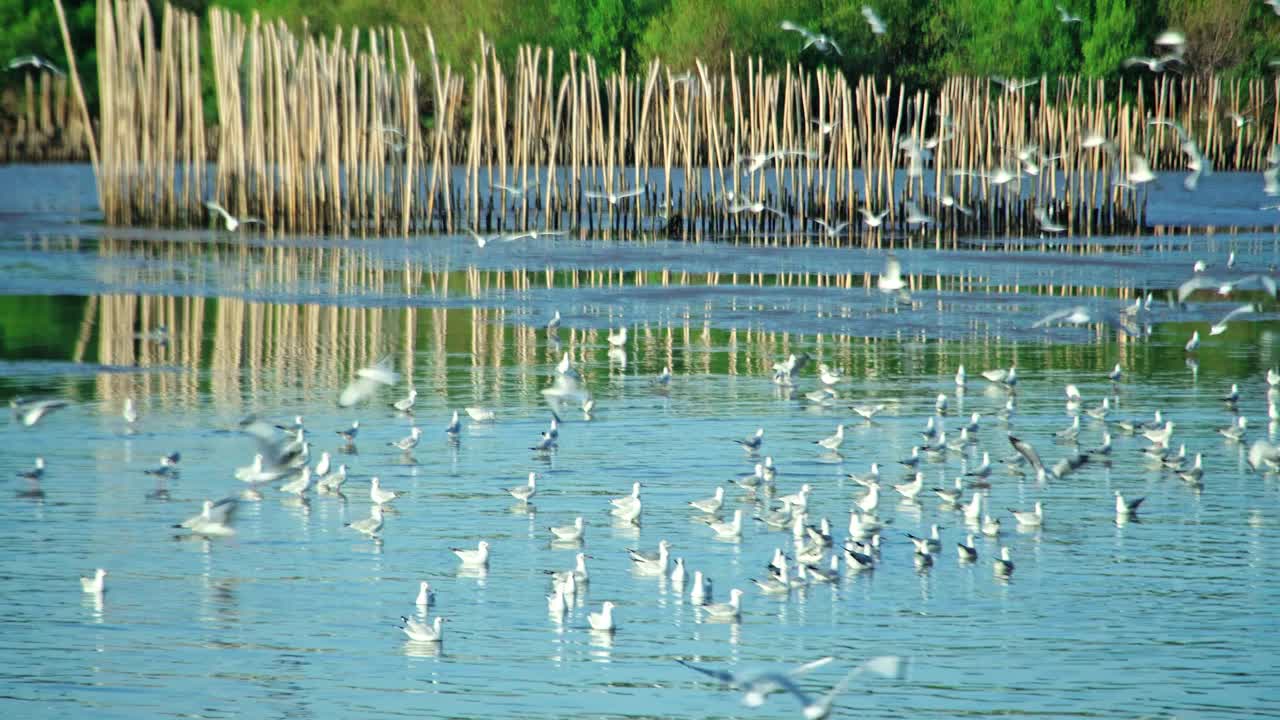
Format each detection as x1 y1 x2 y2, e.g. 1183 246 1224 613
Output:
2 165 1280 719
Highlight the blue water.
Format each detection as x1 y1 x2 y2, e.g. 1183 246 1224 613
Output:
1 166 1279 719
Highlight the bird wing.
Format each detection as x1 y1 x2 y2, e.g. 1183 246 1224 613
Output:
1219 303 1256 324
204 201 231 222
882 255 902 282
786 656 835 677
1031 307 1071 328
208 497 239 524
1176 275 1220 303
617 187 645 199
356 357 400 386
675 659 736 685
1008 435 1044 471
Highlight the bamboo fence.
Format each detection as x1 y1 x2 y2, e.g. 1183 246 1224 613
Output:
65 0 1280 240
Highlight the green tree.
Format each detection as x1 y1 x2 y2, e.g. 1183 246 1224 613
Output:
1082 0 1141 76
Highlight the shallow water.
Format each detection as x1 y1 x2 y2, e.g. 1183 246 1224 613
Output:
2 166 1280 719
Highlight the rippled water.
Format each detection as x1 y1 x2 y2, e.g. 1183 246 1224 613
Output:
2 166 1280 719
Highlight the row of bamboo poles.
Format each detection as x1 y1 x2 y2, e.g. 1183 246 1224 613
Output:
0 73 93 163
82 0 1280 238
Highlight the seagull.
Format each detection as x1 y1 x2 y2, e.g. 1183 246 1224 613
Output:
848 463 880 487
1009 501 1044 527
452 541 491 568
689 487 725 515
1008 435 1045 479
1185 331 1201 352
1223 383 1240 406
445 410 461 435
728 199 787 216
894 472 924 500
585 186 645 205
674 655 833 697
548 553 591 589
1122 54 1183 73
907 524 942 554
465 228 498 248
1115 491 1145 520
994 546 1015 577
811 118 839 136
818 364 845 385
737 150 817 175
549 516 586 542
1034 207 1067 234
414 581 435 608
729 427 765 454
1144 420 1175 447
10 397 68 427
501 228 569 242
1218 416 1248 442
80 568 107 594
506 472 538 502
815 424 845 451
904 200 934 226
706 509 745 539
465 407 496 422
491 181 532 197
778 484 812 511
389 427 422 451
345 505 385 536
530 431 558 452
278 467 314 496
392 389 418 413
859 207 890 228
1121 153 1157 186
1108 363 1123 382
203 201 265 232
982 366 1017 387
143 452 182 477
173 498 238 537
370 477 403 505
588 601 616 631
991 76 1039 93
702 588 744 621
861 5 886 35
779 20 842 55
6 55 65 75
878 254 906 293
1211 304 1256 335
628 539 671 575
1179 453 1205 484
747 657 908 719
981 514 1002 537
399 615 444 642
610 481 642 514
122 398 138 426
852 403 887 421
338 357 399 407
316 464 348 494
966 452 992 480
938 193 973 215
607 327 627 347
16 457 45 481
690 570 711 605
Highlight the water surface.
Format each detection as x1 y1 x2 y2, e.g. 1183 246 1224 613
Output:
1 166 1279 719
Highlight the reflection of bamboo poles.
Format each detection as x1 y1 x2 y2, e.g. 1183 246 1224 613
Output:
78 232 1227 414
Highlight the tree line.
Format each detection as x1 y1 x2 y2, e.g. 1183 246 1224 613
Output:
2 0 1278 112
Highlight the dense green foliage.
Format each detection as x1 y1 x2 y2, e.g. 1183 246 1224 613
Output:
1 0 1278 111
